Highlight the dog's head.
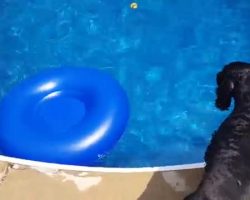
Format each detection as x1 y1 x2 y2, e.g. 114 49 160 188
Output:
216 61 250 110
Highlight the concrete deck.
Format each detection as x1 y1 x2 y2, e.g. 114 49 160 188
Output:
0 161 203 200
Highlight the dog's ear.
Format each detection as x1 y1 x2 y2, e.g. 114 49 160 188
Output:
215 71 234 110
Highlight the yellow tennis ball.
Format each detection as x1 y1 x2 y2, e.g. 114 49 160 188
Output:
130 2 138 9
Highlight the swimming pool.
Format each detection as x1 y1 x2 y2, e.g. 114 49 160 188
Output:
1 0 250 168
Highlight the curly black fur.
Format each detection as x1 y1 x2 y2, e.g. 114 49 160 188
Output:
184 62 250 200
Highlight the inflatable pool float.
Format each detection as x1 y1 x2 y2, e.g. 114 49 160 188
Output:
0 67 129 165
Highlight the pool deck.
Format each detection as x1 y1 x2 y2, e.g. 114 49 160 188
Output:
0 161 203 200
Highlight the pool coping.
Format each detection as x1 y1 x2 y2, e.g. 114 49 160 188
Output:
0 155 205 173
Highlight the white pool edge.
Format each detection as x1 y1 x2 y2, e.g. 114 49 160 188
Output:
0 155 205 173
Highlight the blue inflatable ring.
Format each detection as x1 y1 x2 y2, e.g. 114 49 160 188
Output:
0 67 129 165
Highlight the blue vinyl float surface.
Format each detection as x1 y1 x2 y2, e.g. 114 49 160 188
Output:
0 67 129 165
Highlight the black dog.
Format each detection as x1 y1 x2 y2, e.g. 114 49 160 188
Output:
184 62 250 200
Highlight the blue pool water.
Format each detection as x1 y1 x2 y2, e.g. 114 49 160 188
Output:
1 0 250 167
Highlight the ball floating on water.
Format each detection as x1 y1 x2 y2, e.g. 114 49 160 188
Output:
130 2 138 9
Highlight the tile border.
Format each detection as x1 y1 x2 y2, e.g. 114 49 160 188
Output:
0 155 205 173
